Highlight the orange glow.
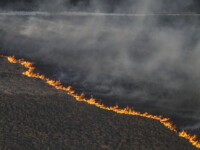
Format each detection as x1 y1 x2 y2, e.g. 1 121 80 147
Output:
3 55 200 149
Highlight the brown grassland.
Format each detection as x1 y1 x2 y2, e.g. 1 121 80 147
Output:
0 57 198 150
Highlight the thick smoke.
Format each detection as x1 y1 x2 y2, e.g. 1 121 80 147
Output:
1 0 200 131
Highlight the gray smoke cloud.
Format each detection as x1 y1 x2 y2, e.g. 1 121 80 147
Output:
1 0 200 131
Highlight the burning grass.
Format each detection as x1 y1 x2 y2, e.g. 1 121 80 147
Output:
0 55 200 149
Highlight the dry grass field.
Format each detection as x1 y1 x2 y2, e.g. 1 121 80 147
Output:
0 57 198 150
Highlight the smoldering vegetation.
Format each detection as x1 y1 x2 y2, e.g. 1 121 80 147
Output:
0 0 200 135
1 54 199 150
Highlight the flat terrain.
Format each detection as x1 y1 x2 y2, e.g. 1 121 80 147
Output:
0 57 198 150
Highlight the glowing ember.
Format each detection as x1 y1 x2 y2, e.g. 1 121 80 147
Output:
3 55 200 149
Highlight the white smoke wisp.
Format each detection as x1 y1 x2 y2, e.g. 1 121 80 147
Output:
183 124 200 130
0 11 200 16
1 0 200 131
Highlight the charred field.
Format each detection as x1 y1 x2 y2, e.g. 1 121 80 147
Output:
1 14 200 138
1 0 200 149
0 53 199 150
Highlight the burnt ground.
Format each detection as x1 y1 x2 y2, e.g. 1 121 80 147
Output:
1 15 200 138
0 57 198 150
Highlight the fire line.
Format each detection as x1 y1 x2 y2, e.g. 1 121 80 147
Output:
1 55 200 149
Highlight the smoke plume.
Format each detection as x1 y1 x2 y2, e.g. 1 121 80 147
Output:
0 0 200 131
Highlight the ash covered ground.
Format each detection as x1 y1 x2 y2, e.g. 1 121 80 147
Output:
1 0 200 141
0 50 199 150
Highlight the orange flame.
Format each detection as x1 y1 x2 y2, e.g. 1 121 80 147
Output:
3 55 200 149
